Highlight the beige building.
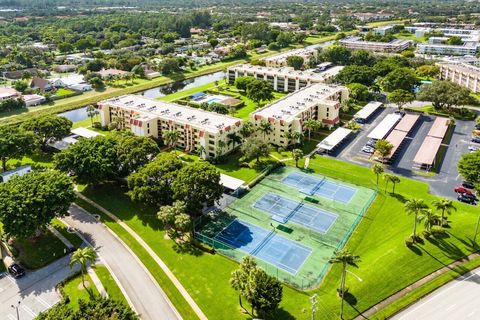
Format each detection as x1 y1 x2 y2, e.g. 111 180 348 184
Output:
250 83 348 147
438 62 480 93
227 64 343 92
339 36 412 53
262 48 318 68
98 95 243 159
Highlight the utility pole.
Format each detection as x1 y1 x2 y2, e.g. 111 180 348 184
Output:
310 293 317 320
11 301 20 320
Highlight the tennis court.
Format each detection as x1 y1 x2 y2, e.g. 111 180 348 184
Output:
215 219 312 274
282 172 357 203
253 192 338 234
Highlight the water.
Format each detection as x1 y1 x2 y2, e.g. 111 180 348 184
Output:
138 71 225 99
59 107 89 122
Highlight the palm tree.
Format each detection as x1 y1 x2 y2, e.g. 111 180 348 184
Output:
374 139 393 162
196 144 206 159
303 119 321 141
163 130 180 152
289 131 304 147
384 174 401 194
418 209 440 232
329 249 361 319
257 120 273 139
229 257 258 312
372 163 384 186
432 199 456 227
227 132 242 150
86 105 99 126
404 199 429 242
292 149 304 167
239 121 254 141
217 140 226 157
70 247 97 288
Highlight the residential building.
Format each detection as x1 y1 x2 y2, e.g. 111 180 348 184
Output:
262 48 318 68
226 64 344 92
0 165 31 183
97 68 129 79
30 77 52 92
250 83 348 147
353 12 394 22
437 61 480 93
98 95 243 159
54 64 77 73
0 87 20 100
339 36 412 53
49 74 92 91
417 43 478 56
374 26 394 36
23 94 46 106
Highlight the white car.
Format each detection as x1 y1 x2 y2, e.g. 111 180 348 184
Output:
362 146 375 154
468 145 479 152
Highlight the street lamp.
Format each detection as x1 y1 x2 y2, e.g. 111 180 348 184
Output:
11 301 20 320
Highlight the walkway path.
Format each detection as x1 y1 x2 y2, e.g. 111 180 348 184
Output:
87 267 107 298
354 252 480 319
47 225 74 250
75 192 207 320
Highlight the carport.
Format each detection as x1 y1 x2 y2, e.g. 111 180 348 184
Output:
316 127 353 154
220 173 245 196
367 114 402 140
413 136 443 170
354 101 383 123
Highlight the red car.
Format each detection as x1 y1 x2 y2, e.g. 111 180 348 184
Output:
454 187 474 195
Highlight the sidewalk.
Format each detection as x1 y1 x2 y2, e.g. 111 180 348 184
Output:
88 267 107 297
48 225 74 250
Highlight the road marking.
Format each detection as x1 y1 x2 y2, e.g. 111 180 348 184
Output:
467 311 476 318
35 296 52 308
445 304 457 311
7 314 16 320
5 275 15 285
22 304 36 317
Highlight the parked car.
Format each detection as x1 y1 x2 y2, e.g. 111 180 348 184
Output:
458 194 477 205
472 137 480 144
462 193 478 201
8 263 25 278
454 186 474 195
475 124 480 130
468 145 479 151
462 181 476 189
362 146 375 153
394 110 406 117
366 139 376 147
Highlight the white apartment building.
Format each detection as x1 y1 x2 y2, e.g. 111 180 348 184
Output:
250 84 348 147
98 95 243 159
339 36 412 53
437 62 480 93
417 43 478 56
262 48 318 68
226 64 344 92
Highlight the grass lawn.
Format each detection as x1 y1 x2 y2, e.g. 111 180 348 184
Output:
5 152 54 171
395 33 428 43
62 272 99 310
55 88 76 97
50 218 84 248
12 229 69 269
270 138 324 160
93 264 128 304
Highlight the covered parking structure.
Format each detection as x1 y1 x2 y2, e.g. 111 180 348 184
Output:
412 117 450 171
367 114 402 140
383 129 409 162
394 114 420 134
353 101 383 124
316 127 353 154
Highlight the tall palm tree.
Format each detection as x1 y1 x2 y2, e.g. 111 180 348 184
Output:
432 199 456 227
384 174 401 194
257 120 273 139
329 249 361 319
227 132 242 150
292 149 304 168
217 140 226 157
163 130 180 152
86 105 98 126
418 209 440 232
239 121 254 141
70 247 97 288
404 199 429 242
372 163 384 186
303 119 321 141
196 144 206 159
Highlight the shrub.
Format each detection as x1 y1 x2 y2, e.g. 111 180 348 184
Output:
405 237 415 247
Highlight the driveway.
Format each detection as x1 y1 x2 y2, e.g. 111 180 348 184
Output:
393 267 480 320
0 254 76 320
62 204 181 320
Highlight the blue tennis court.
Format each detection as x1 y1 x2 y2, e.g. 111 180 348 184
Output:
214 219 311 274
253 192 338 234
282 172 357 203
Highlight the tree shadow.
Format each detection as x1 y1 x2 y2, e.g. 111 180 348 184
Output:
343 291 358 306
172 242 203 257
389 193 406 202
407 244 423 255
273 307 296 320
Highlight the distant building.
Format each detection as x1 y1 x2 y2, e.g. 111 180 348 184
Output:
262 48 318 68
54 64 77 73
417 43 478 56
353 12 394 22
250 83 348 147
23 94 46 106
339 36 412 53
227 64 344 92
0 87 21 100
30 77 53 92
0 165 31 183
374 25 394 36
438 62 480 92
98 95 243 159
49 74 92 92
97 68 129 79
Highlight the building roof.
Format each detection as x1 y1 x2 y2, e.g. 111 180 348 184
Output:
354 101 383 120
0 165 31 182
413 136 443 165
23 94 45 102
30 77 50 91
71 127 104 138
100 95 242 134
251 83 343 122
367 114 402 140
0 87 20 99
394 114 420 133
220 173 245 190
385 129 408 158
98 68 128 77
317 127 352 151
50 74 87 86
427 117 449 138
262 47 316 62
438 61 480 77
340 36 411 48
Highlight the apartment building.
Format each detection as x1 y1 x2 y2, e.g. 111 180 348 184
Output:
98 95 243 159
226 64 344 92
437 62 480 93
262 48 318 68
339 36 412 53
417 43 478 56
353 12 394 22
250 83 348 147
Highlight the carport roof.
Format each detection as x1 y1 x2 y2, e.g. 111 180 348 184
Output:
317 127 352 151
220 173 245 191
427 117 449 139
413 136 443 165
394 114 420 133
385 129 408 158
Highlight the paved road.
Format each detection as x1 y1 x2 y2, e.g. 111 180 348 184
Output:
0 254 76 320
393 267 480 320
63 205 181 320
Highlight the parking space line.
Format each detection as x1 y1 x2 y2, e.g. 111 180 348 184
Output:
35 296 52 308
22 304 36 317
7 314 16 320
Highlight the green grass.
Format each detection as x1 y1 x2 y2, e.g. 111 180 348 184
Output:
12 229 69 269
270 138 323 160
93 264 128 304
395 33 428 43
50 218 84 248
5 152 54 170
55 88 76 97
63 272 99 310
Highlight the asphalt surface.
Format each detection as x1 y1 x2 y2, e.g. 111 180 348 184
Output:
0 254 76 320
63 205 181 320
393 267 480 320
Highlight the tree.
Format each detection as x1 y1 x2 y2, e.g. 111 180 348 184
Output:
227 132 242 150
374 139 393 162
351 49 376 67
162 130 180 151
58 42 74 53
21 115 72 148
321 46 352 65
172 161 223 213
53 135 118 184
239 121 255 140
303 119 321 140
127 153 184 206
384 173 400 194
405 198 429 241
230 256 257 312
241 138 270 163
234 76 256 91
70 247 97 288
158 201 188 238
257 120 273 139
76 38 94 54
86 105 99 126
416 65 440 79
292 149 304 168
13 80 28 93
0 170 74 239
336 65 376 86
418 209 440 233
417 81 475 111
432 199 456 227
382 68 419 92
329 249 360 320
446 36 463 45
116 134 160 175
457 150 480 189
246 80 274 104
159 58 181 75
0 126 35 172
347 83 369 102
372 163 384 186
388 89 415 110
286 55 304 70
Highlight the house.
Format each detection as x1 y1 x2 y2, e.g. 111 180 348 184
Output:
54 64 77 73
97 68 128 79
30 77 52 92
141 65 161 79
0 165 32 182
4 68 47 80
0 87 21 100
50 74 92 91
23 94 46 106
